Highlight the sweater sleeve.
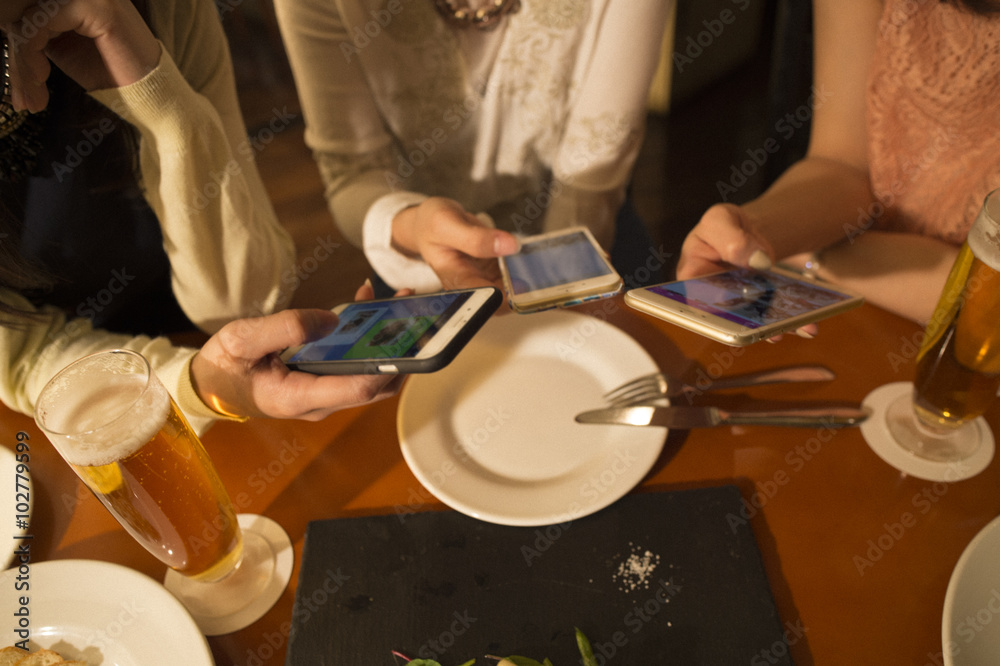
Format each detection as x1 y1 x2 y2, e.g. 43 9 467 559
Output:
544 0 671 248
90 3 296 334
0 291 223 436
273 0 396 249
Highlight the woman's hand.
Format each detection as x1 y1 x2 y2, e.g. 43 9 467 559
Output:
190 308 404 422
4 0 161 112
677 203 818 340
391 197 520 290
676 203 775 279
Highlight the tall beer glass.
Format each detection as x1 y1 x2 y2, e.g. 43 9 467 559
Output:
34 349 291 635
886 188 1000 462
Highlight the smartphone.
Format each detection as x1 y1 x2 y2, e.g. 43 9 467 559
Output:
499 226 623 314
280 287 502 374
624 266 864 346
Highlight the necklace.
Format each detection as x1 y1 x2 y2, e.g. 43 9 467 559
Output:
432 0 522 30
0 34 44 183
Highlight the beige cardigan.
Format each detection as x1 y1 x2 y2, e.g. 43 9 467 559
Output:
0 0 296 434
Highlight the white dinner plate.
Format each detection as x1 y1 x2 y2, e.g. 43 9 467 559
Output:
943 514 1000 665
0 559 214 665
0 446 30 569
398 309 666 526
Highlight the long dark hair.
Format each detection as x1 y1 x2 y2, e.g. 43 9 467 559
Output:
0 0 150 324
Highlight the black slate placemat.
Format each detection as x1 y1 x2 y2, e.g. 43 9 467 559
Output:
285 485 792 665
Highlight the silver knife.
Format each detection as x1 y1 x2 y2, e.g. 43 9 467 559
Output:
575 404 871 429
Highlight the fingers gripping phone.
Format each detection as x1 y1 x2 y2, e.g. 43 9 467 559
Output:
624 266 864 346
279 287 502 374
499 226 623 314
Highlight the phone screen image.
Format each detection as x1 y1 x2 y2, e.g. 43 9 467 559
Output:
287 291 473 363
504 230 614 295
647 268 854 329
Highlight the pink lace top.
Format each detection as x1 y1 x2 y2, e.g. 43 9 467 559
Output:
867 0 1000 244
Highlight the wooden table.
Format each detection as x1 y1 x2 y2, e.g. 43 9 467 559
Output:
3 298 998 664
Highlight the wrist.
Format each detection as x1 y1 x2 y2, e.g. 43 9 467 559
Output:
389 204 422 259
188 352 250 422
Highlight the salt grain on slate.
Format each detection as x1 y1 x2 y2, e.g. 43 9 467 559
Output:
612 543 661 592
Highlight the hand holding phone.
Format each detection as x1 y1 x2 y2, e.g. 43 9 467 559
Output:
499 226 622 314
279 287 501 374
624 267 864 346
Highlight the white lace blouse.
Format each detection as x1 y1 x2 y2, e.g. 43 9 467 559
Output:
274 0 670 290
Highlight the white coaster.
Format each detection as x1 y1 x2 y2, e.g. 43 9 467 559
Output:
861 382 994 482
164 513 293 636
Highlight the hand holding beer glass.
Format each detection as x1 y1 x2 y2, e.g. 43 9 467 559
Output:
34 349 292 635
878 188 1000 466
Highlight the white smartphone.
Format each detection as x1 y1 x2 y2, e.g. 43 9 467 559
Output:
499 226 623 314
280 287 502 374
624 266 864 346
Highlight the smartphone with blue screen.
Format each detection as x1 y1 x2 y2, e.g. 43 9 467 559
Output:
499 226 622 314
279 287 501 374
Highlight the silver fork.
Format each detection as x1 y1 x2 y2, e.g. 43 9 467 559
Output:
603 365 836 406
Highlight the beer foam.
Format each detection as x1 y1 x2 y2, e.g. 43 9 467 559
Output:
968 213 1000 273
48 373 171 467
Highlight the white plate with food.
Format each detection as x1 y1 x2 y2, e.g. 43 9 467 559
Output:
0 445 30 569
0 559 214 665
398 309 666 526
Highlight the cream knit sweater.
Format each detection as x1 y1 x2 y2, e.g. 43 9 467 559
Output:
0 0 296 434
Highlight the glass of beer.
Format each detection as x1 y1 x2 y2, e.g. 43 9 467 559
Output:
34 349 291 634
885 188 1000 462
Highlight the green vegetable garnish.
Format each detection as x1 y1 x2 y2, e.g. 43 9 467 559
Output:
394 629 595 666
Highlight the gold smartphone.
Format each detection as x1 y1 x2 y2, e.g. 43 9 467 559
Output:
624 266 864 346
499 226 622 314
